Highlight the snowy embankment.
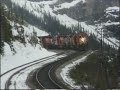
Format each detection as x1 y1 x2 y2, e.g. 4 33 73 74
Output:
1 22 56 89
60 51 93 89
1 42 55 74
1 21 52 74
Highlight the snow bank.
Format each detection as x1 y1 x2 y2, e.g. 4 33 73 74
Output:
1 21 51 74
1 42 55 74
60 52 93 89
8 52 66 89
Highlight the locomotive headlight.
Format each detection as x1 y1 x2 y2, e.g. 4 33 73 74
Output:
81 37 86 43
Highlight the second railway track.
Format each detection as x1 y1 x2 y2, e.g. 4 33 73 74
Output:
4 50 74 89
33 51 87 89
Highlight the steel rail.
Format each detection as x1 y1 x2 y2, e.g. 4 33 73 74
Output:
0 52 64 77
48 66 63 89
4 52 66 89
35 51 85 89
35 65 63 89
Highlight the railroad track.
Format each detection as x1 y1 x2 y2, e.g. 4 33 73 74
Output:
34 51 86 89
0 52 64 77
3 50 74 89
35 63 63 89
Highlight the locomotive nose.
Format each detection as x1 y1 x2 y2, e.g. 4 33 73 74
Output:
81 37 87 43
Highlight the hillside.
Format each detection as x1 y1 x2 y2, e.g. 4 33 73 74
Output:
8 0 119 47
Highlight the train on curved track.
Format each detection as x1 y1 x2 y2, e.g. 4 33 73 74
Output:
38 33 88 50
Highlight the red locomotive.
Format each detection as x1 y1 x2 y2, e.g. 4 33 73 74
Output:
38 33 88 50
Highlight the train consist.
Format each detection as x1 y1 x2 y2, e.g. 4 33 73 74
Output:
38 33 88 50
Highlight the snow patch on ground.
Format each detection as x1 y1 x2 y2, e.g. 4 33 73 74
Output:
57 14 78 27
1 20 51 74
1 42 55 74
60 52 93 89
10 22 48 37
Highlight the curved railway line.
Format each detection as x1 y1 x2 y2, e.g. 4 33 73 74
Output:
3 50 74 89
1 50 89 89
31 51 87 89
35 63 63 89
0 52 64 77
35 65 63 89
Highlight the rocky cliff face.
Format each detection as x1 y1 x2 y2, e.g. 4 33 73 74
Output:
54 0 119 22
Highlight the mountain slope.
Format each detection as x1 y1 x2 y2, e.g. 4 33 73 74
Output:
8 0 119 48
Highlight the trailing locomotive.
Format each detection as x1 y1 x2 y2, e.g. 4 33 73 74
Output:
38 33 88 50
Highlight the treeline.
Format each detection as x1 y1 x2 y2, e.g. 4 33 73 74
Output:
2 0 74 35
70 49 119 89
0 4 14 54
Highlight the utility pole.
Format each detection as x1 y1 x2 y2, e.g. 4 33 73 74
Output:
96 23 105 89
118 0 120 53
96 22 110 89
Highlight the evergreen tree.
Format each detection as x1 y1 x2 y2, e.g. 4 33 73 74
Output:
0 4 13 54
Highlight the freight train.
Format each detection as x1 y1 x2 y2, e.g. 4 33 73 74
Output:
38 33 88 50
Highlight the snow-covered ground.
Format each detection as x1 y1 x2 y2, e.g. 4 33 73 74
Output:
5 52 67 89
60 51 93 89
1 42 56 74
1 21 51 74
1 20 56 89
1 21 65 89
